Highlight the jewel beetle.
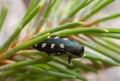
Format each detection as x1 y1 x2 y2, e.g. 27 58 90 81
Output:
33 36 84 64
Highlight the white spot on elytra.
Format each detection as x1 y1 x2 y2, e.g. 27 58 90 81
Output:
57 53 61 54
35 44 37 47
48 36 51 38
51 44 55 49
41 43 47 48
54 36 59 39
60 43 65 48
63 38 69 40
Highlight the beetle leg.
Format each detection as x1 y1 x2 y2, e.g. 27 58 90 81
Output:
48 53 50 56
46 52 51 56
68 55 72 64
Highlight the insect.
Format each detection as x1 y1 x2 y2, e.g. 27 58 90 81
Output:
33 36 84 64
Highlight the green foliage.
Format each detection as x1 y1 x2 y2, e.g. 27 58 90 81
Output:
0 0 120 81
0 5 8 31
